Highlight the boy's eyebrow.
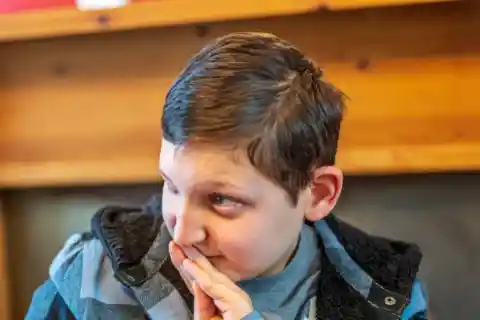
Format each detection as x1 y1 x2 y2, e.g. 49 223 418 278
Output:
161 169 237 188
197 180 256 200
198 180 239 190
159 170 172 182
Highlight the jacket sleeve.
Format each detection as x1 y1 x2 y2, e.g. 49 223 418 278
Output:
400 279 429 320
26 231 94 320
25 279 75 320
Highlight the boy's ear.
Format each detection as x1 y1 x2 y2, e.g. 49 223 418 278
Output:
304 166 343 222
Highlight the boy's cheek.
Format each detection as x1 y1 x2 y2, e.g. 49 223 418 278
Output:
217 237 267 273
164 214 177 235
162 194 183 232
161 207 179 237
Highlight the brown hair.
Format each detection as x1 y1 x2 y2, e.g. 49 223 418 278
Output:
162 32 346 205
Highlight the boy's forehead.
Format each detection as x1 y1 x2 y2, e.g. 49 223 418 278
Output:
159 139 266 189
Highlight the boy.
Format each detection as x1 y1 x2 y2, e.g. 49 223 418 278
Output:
26 32 429 319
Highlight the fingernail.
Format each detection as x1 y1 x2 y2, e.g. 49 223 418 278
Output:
183 247 202 260
182 259 193 273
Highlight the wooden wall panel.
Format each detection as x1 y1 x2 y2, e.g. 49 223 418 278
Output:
324 0 455 10
0 0 322 42
0 0 455 42
1 2 479 187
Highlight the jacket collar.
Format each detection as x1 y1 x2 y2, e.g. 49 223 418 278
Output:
314 216 422 318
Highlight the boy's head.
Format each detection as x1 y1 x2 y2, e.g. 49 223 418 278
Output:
160 32 345 281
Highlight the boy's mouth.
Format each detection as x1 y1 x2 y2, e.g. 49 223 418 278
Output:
186 246 221 260
193 247 221 259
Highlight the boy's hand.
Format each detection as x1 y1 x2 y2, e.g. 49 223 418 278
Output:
169 241 254 320
168 241 195 294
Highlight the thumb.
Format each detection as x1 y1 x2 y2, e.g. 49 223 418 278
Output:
193 282 217 320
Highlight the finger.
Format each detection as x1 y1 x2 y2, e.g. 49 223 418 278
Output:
193 282 216 320
183 247 214 271
185 259 253 319
183 259 231 301
169 241 187 268
183 247 238 292
177 267 195 294
169 241 194 293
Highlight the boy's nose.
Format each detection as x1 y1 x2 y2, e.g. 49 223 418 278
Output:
173 210 207 247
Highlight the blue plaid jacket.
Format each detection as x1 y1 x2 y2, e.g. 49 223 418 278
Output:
26 195 429 319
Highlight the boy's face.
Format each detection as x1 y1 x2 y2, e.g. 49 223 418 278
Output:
160 139 340 282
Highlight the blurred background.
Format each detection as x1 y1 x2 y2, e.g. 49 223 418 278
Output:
0 0 479 319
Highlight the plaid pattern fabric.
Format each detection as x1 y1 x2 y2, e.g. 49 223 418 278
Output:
26 218 428 320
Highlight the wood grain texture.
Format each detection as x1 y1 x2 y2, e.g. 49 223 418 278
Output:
1 2 479 187
323 0 455 10
0 199 11 320
0 0 321 42
0 0 457 43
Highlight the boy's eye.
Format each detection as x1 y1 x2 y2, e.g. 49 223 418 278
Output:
208 193 242 208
